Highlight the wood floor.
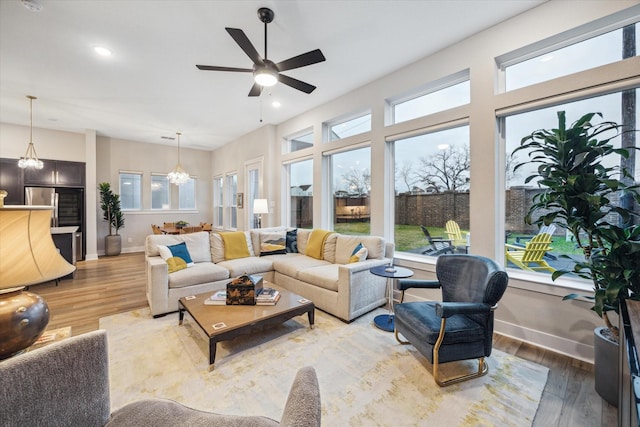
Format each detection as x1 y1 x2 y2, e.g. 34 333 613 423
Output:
32 252 616 426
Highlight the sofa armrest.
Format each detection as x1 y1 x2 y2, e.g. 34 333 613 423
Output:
340 258 389 274
146 256 170 316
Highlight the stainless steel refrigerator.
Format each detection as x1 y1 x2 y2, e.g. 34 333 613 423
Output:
25 186 84 261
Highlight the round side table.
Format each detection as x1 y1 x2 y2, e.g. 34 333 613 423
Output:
369 265 413 332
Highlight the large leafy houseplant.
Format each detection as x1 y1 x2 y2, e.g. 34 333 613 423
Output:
99 182 124 236
513 111 640 338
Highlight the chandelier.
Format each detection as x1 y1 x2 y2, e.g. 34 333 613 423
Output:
18 95 44 169
167 132 189 185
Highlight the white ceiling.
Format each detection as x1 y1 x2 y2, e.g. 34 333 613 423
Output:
0 0 544 151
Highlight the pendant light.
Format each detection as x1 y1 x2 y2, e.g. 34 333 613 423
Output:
18 95 44 169
167 132 189 185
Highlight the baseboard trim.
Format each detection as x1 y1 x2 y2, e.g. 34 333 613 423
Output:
494 318 594 364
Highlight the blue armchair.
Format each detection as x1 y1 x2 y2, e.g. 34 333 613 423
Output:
394 254 508 386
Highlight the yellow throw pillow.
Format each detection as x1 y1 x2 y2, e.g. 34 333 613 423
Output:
220 231 251 260
306 229 334 260
166 256 187 273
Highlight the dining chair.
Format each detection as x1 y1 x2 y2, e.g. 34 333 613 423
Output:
163 222 175 228
180 226 203 234
151 224 163 235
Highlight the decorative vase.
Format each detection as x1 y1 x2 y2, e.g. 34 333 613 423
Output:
594 326 619 407
0 287 50 359
105 235 122 256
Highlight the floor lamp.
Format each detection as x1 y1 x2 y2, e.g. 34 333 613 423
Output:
253 199 269 228
0 205 76 359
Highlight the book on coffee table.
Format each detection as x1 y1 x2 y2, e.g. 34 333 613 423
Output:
204 290 227 306
256 292 281 306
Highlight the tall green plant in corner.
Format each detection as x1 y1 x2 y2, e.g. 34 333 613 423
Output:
99 182 124 236
513 111 640 337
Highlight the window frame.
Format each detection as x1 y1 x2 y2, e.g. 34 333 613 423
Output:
118 171 142 211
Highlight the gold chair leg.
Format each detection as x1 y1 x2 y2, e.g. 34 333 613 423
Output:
433 318 489 387
395 328 410 344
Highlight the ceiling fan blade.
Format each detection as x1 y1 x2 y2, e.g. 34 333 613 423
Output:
248 82 263 97
226 27 264 66
278 74 317 94
276 49 326 72
196 65 253 72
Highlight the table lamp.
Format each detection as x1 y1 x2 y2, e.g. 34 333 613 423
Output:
0 205 76 359
253 199 269 228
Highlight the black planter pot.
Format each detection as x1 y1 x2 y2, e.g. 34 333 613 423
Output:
594 326 619 407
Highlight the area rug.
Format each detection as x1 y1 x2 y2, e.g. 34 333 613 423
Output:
100 308 548 426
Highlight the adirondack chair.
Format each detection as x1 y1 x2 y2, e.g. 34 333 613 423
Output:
505 232 556 273
444 220 469 253
420 226 454 256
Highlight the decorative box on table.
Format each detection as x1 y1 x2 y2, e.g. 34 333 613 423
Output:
226 274 264 305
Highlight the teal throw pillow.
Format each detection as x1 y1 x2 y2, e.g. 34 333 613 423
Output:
168 242 194 266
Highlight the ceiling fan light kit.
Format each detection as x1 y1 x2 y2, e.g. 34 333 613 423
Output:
196 7 325 97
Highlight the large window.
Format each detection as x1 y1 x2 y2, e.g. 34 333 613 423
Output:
119 171 141 210
213 176 223 228
151 174 170 210
327 113 371 141
504 89 639 275
178 178 196 210
246 160 262 229
285 130 313 153
392 79 470 124
502 22 639 91
392 126 470 256
225 173 238 229
287 158 313 228
329 146 371 235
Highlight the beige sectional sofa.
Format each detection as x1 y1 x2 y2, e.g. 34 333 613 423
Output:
144 227 394 322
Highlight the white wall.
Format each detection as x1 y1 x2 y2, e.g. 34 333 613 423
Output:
211 0 640 361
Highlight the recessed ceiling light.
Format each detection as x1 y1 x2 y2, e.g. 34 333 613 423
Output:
272 101 281 108
540 55 554 62
94 46 112 57
21 0 43 12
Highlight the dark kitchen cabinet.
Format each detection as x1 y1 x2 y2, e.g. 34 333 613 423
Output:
23 160 85 187
0 158 24 204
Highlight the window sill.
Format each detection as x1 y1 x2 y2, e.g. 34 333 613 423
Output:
393 252 594 298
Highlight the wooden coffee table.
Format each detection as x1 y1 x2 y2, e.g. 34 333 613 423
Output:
178 283 314 368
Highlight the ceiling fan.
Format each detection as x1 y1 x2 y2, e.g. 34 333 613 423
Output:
196 7 326 97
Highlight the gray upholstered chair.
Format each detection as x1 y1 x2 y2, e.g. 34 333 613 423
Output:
394 254 508 387
0 330 321 427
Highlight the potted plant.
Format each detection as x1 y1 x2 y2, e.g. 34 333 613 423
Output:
513 111 640 405
99 182 125 256
175 220 189 229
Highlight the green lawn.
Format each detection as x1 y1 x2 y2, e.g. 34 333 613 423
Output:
334 222 582 256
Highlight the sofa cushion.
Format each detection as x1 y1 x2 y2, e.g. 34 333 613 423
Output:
217 256 275 277
272 255 329 279
250 227 288 256
296 229 311 255
145 232 212 263
168 262 229 289
335 235 385 264
298 264 339 292
260 231 287 256
323 233 337 263
210 231 254 263
306 229 333 259
220 231 251 260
